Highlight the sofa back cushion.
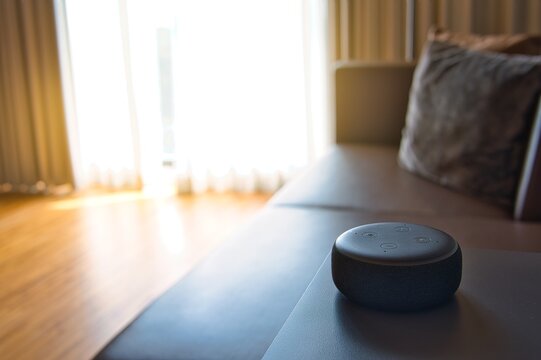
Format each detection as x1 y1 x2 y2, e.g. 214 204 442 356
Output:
335 62 414 145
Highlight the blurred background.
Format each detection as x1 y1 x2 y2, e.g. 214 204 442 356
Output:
2 0 539 197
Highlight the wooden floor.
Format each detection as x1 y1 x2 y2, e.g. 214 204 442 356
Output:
0 191 270 360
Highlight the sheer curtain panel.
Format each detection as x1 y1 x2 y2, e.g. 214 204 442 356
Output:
0 0 73 194
59 0 330 193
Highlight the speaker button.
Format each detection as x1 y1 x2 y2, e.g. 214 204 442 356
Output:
362 231 378 238
415 236 431 243
394 225 410 232
380 243 398 249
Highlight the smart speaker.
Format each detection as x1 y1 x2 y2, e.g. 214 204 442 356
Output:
332 222 462 311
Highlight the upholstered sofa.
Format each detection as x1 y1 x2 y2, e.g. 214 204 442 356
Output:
95 63 541 360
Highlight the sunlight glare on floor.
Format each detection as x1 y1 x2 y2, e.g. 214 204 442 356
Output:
49 187 177 210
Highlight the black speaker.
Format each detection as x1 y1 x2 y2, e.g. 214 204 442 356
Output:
332 222 462 311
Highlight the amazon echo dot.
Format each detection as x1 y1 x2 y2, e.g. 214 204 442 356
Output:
332 222 461 311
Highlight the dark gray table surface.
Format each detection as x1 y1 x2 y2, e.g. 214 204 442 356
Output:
263 248 541 360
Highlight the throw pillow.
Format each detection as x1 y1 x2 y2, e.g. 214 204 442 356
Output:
399 39 541 206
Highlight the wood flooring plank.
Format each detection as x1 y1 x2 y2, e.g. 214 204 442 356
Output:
0 191 269 360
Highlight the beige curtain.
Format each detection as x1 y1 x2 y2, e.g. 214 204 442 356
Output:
330 0 407 61
0 0 73 194
331 0 541 62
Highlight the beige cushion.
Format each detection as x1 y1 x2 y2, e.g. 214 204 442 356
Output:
399 39 541 207
429 26 541 55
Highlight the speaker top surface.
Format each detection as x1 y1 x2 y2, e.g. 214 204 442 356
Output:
335 222 458 266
